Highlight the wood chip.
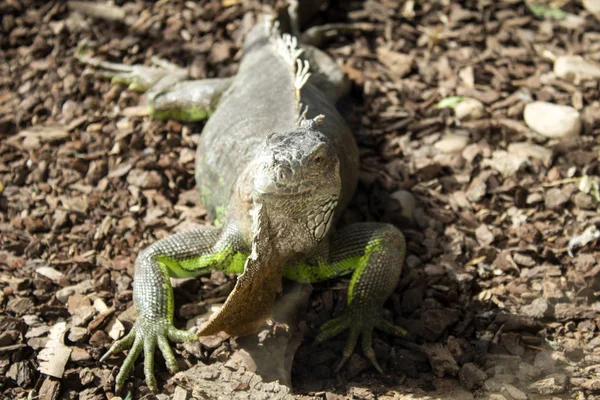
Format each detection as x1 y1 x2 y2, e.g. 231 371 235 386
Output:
38 322 71 379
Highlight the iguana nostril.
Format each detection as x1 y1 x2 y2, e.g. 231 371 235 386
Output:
277 167 293 181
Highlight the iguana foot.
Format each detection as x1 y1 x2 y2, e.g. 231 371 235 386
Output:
78 54 187 93
315 305 406 374
101 318 196 393
79 53 231 122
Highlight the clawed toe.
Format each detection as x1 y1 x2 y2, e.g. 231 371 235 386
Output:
316 308 407 375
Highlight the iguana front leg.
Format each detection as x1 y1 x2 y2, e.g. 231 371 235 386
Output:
103 225 248 393
284 223 406 373
78 54 232 121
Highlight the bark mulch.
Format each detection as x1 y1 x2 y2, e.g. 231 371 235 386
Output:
1 0 599 399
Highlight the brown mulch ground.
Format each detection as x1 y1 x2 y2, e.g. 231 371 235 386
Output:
1 0 600 399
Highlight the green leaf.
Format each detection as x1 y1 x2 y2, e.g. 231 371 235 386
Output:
435 96 465 109
527 2 568 20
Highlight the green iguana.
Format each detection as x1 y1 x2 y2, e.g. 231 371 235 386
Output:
81 13 406 394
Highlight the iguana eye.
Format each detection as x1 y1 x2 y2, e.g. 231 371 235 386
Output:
313 156 323 165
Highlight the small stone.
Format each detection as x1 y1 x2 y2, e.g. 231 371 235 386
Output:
7 361 35 388
39 376 61 400
459 363 487 390
483 150 528 177
198 332 228 350
68 327 89 343
126 169 164 189
26 325 50 339
524 101 581 138
56 280 94 304
526 192 543 204
35 266 66 285
421 309 461 341
72 306 96 327
172 386 189 400
107 318 125 340
28 336 49 350
528 373 566 395
89 330 111 347
573 192 595 210
424 343 459 377
455 98 485 120
570 377 600 391
534 351 558 372
209 41 232 64
544 188 569 210
434 132 470 154
503 383 527 400
507 142 553 166
6 297 35 315
554 55 600 81
517 362 541 382
390 190 417 221
521 298 549 319
86 159 108 185
475 224 494 246
71 347 92 363
61 100 78 123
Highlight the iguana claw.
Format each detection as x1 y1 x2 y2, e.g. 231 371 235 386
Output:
315 306 406 374
101 319 196 393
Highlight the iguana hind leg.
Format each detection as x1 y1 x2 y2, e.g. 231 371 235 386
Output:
284 222 406 373
103 225 248 393
79 54 232 122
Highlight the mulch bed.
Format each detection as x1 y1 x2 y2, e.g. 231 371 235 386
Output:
1 0 599 399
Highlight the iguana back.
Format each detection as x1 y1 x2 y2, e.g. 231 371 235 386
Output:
195 20 358 223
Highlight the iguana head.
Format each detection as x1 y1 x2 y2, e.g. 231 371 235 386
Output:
253 127 341 251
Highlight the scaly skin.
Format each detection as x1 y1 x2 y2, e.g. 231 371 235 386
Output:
83 17 406 394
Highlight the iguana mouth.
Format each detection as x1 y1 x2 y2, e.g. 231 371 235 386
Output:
253 183 312 196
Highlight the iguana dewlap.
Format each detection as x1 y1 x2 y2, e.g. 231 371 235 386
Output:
84 16 407 394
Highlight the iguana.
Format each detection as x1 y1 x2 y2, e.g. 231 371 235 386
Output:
81 12 406 394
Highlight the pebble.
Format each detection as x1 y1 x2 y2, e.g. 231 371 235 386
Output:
521 297 549 319
534 351 558 373
454 97 485 120
528 373 567 395
459 363 487 390
424 343 459 377
544 187 570 210
503 383 527 400
35 266 67 285
6 297 34 315
507 142 553 166
68 327 89 343
390 190 417 221
56 280 94 304
583 0 600 13
434 132 470 154
573 192 595 210
70 347 92 363
554 55 600 81
126 168 164 189
71 306 96 327
89 330 111 347
524 101 581 138
173 386 190 400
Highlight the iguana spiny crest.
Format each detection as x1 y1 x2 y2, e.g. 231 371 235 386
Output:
251 20 340 251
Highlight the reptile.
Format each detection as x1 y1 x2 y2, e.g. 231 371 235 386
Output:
81 11 407 394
